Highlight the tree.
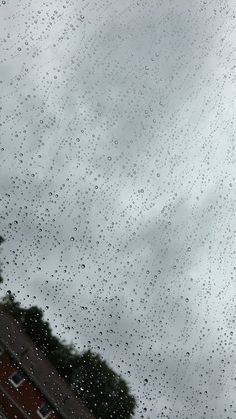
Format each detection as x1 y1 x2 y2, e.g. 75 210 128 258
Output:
0 238 136 418
71 350 136 419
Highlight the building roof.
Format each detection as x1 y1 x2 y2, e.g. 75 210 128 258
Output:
0 304 96 419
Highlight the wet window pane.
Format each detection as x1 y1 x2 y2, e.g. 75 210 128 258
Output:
1 1 236 418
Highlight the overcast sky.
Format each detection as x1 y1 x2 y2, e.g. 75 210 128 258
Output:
1 0 236 417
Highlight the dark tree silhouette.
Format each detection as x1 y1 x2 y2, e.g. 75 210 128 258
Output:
0 238 136 419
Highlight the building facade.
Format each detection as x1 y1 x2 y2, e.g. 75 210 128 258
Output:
0 305 96 419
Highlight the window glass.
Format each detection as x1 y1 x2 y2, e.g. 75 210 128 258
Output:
9 370 25 387
37 402 52 418
1 1 236 418
0 410 7 419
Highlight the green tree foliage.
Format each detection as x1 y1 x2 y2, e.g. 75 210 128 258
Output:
72 350 136 419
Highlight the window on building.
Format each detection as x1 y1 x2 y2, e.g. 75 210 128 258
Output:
0 408 7 419
37 401 53 418
9 370 25 388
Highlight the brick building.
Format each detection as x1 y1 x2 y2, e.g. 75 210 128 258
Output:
0 305 96 419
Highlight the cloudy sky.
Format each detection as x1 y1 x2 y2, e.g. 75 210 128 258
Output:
1 0 236 417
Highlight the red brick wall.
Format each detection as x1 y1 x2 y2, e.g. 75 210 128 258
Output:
0 351 61 419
